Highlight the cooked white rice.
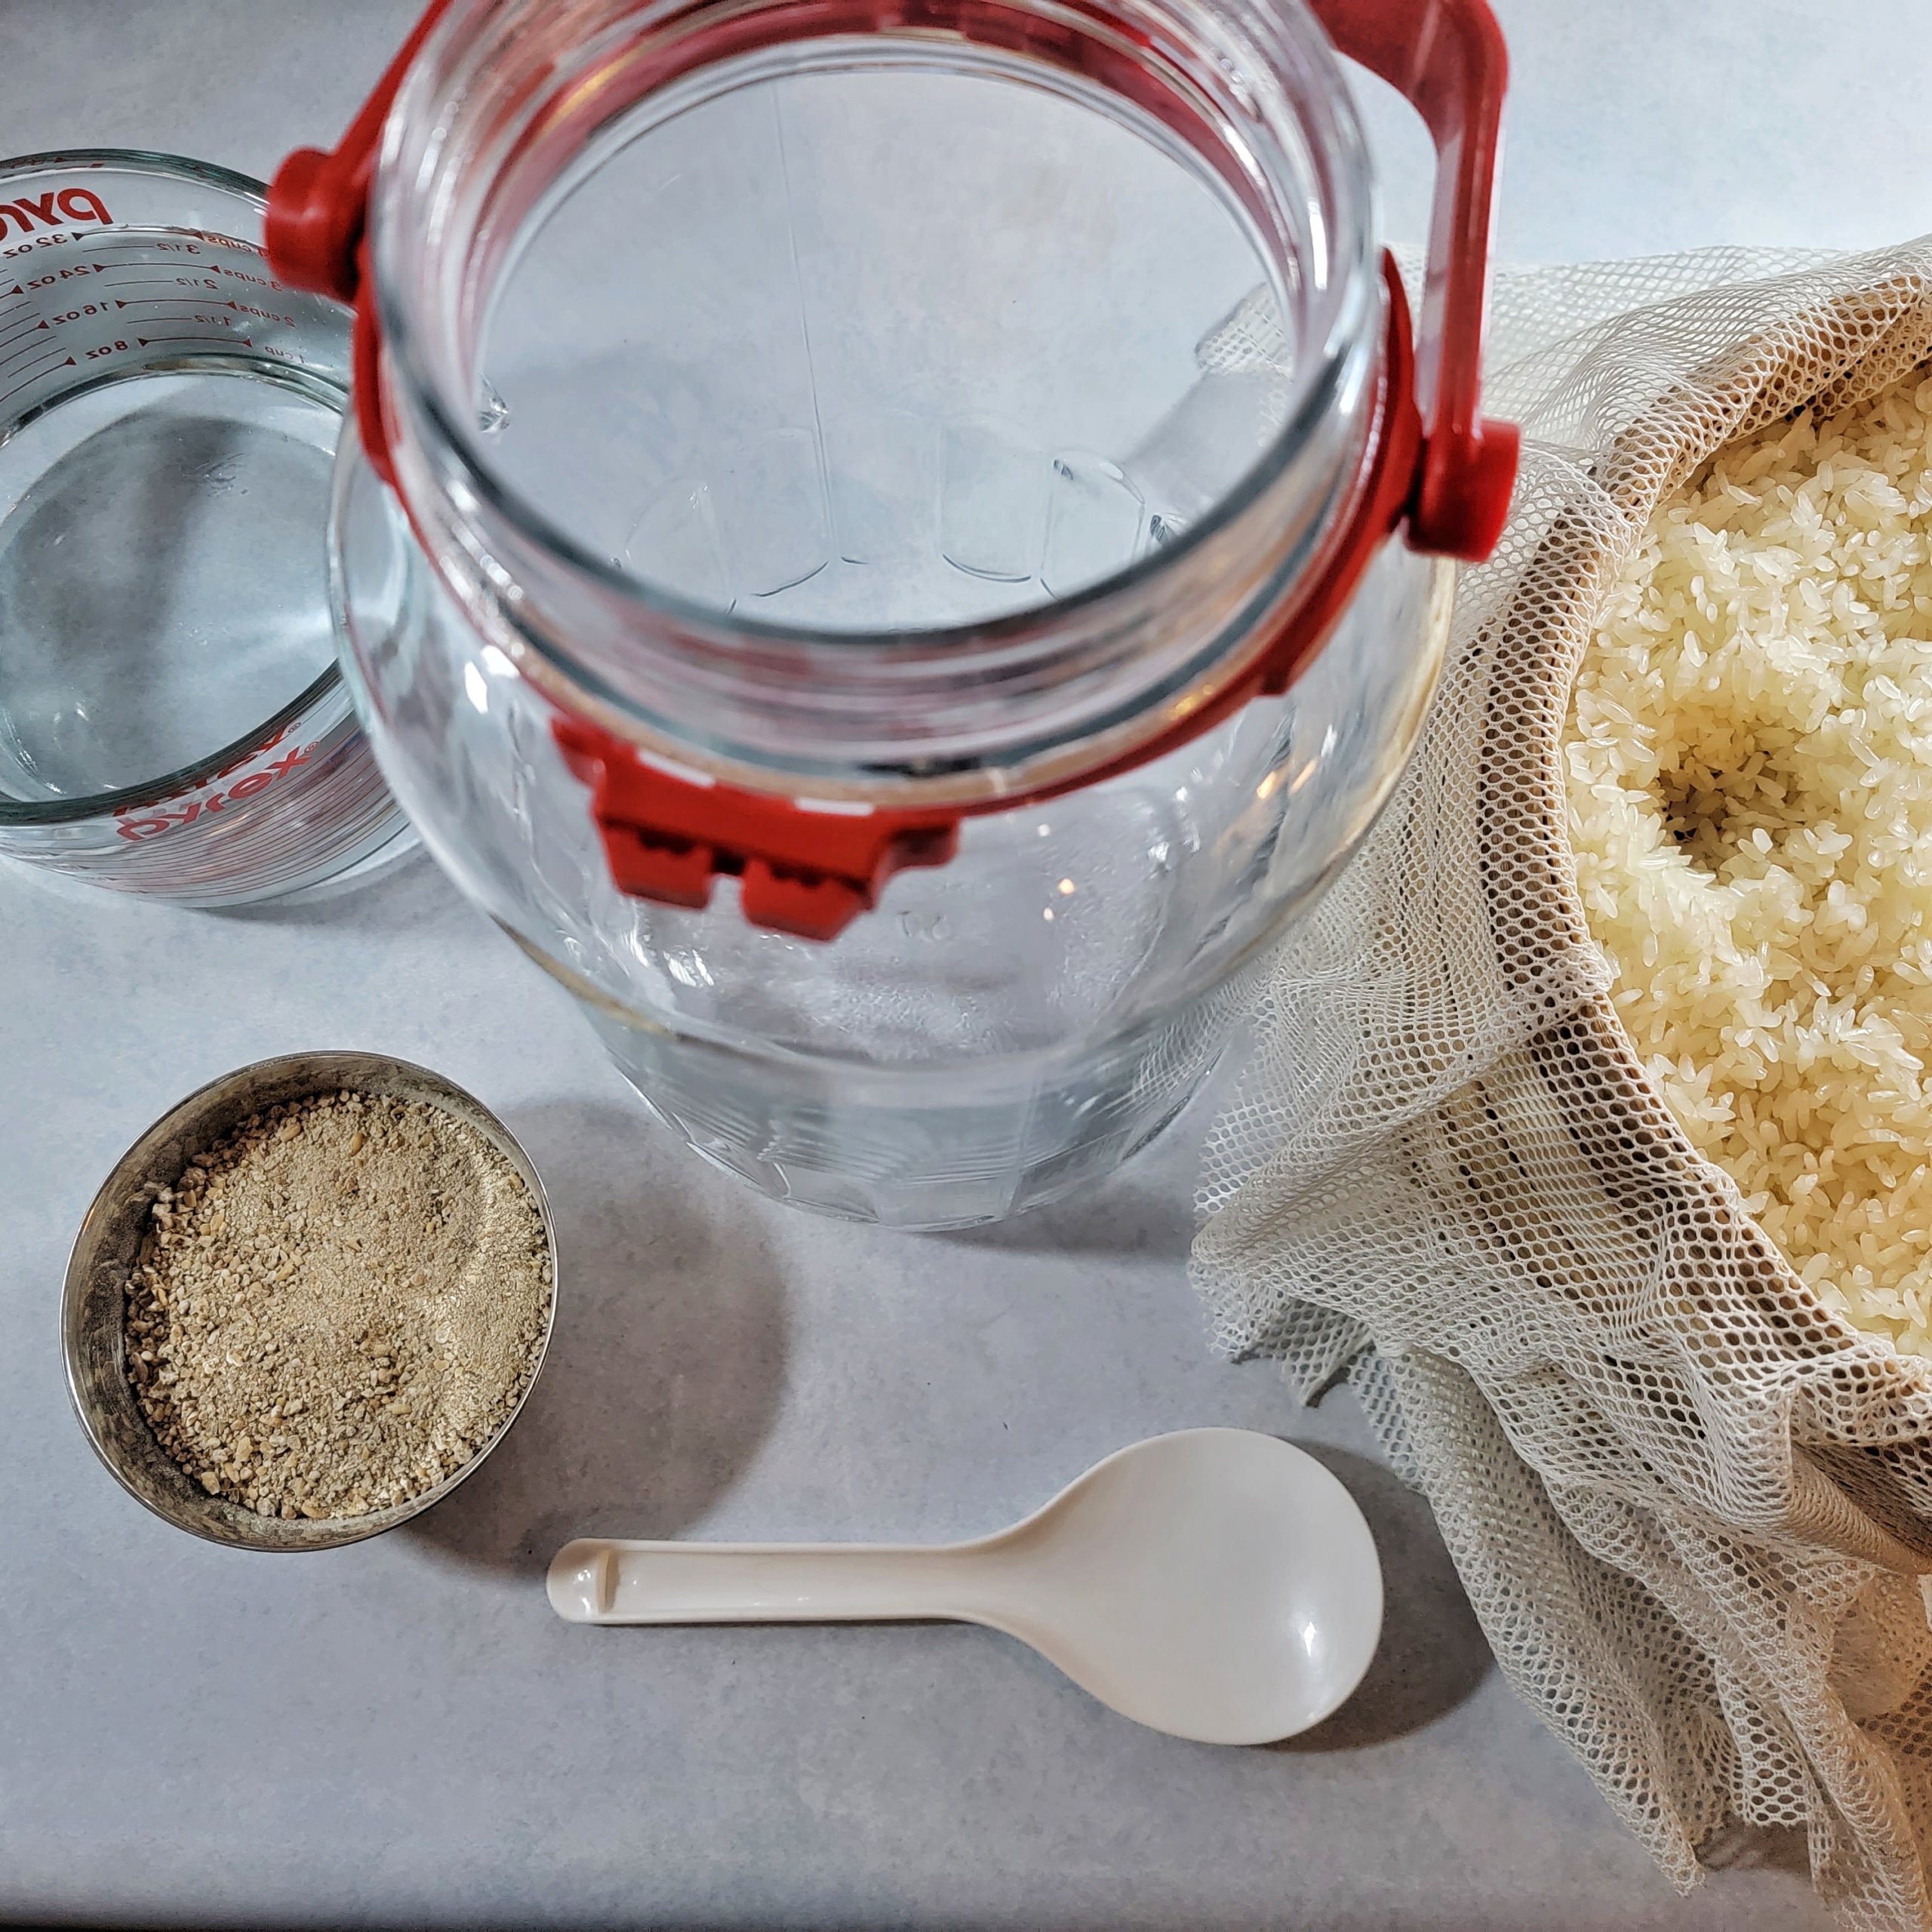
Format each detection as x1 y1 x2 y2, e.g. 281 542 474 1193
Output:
1567 368 1932 1352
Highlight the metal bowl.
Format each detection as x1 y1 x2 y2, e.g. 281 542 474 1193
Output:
62 1050 557 1550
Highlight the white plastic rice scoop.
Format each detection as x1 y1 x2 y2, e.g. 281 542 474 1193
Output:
548 1429 1383 1745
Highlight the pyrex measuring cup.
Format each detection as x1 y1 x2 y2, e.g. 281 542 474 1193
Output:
0 153 408 903
270 0 1515 1225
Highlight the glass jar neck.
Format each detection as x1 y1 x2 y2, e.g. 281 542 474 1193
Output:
369 0 1380 804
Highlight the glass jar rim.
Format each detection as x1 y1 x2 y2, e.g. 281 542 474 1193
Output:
365 0 1385 796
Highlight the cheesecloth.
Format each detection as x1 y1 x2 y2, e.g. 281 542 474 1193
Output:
1193 238 1932 1930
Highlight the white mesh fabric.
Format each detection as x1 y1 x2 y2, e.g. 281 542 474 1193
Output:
1193 240 1932 1929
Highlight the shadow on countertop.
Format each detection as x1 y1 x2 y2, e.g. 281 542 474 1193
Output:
929 1176 1197 1264
1700 1822 1812 1875
402 1094 1487 1750
403 1097 789 1575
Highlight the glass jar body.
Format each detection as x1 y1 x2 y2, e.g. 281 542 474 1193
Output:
334 432 1450 1225
327 0 1456 1223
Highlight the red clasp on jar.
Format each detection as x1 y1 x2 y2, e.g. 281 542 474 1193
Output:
266 0 1518 940
552 721 961 941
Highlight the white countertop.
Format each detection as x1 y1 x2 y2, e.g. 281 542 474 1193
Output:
2 4 1925 1925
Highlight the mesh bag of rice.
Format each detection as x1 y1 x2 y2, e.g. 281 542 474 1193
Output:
1192 240 1932 1930
1571 378 1932 1352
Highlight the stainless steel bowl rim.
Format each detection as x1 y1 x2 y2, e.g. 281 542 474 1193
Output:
61 1049 558 1551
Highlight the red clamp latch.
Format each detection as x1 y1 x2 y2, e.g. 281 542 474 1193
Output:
264 0 456 485
552 720 961 940
1310 0 1518 563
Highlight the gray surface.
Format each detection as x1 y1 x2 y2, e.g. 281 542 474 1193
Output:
2 4 1927 1927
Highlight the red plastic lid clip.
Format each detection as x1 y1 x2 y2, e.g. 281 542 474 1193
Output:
553 721 961 941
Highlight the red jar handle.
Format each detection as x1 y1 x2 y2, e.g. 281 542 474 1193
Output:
1309 0 1518 561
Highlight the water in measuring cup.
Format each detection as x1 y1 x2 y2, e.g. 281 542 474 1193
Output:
0 226 345 804
478 61 1293 630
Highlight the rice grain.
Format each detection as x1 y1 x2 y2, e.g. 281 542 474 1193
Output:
1568 367 1932 1352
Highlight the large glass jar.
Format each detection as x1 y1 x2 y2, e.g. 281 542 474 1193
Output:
293 0 1509 1226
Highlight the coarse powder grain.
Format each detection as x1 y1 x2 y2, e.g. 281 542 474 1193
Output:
125 1089 552 1518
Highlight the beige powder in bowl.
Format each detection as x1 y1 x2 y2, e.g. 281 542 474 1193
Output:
124 1088 552 1518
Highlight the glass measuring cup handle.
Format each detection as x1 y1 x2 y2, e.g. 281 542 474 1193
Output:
1309 0 1519 562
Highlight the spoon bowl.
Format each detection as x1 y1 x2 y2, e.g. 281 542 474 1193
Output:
549 1429 1383 1744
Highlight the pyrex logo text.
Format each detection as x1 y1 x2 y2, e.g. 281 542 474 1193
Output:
0 188 112 239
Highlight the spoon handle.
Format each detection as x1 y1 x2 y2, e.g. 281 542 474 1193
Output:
548 1537 990 1625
